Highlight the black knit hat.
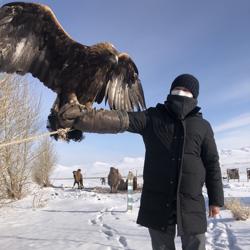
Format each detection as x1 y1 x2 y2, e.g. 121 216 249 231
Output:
170 74 199 99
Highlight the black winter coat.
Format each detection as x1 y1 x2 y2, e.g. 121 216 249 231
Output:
127 95 224 235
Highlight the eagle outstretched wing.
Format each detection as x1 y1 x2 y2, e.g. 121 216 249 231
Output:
102 53 145 111
0 2 73 92
0 2 146 112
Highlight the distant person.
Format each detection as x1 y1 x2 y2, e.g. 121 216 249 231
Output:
72 169 83 189
100 177 106 185
59 74 224 250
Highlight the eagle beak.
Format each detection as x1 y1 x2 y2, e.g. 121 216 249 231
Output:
109 55 118 65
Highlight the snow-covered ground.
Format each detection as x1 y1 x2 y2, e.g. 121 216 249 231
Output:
0 183 153 250
0 179 250 250
0 146 249 250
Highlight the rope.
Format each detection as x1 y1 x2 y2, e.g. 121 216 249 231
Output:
0 128 71 148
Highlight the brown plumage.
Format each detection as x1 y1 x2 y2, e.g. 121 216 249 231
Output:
0 2 146 141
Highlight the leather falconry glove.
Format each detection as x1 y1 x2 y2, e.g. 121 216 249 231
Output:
58 104 130 134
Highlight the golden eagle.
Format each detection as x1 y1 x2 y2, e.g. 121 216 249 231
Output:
0 2 146 141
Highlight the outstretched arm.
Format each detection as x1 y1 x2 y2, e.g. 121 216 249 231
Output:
58 104 148 135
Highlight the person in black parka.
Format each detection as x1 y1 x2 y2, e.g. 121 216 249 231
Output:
58 74 224 250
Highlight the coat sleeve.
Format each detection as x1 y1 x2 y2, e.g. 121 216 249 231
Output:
201 122 224 207
127 110 149 135
58 103 149 135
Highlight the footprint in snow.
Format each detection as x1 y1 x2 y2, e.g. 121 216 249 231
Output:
206 219 232 250
118 236 128 247
89 219 97 225
103 224 112 230
102 229 114 238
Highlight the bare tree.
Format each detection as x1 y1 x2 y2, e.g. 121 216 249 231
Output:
0 75 41 199
32 138 57 187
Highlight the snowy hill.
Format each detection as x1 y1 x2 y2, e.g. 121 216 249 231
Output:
219 146 250 178
219 146 250 165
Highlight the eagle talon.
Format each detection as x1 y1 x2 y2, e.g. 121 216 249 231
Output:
57 128 71 141
78 104 87 111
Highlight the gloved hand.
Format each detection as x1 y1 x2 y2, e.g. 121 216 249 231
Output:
58 103 129 134
58 103 83 129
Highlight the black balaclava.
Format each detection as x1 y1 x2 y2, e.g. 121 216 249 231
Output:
165 74 200 119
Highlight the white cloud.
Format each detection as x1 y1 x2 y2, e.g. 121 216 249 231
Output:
52 164 88 179
214 113 250 133
219 80 250 103
215 126 250 150
202 79 250 106
213 112 250 149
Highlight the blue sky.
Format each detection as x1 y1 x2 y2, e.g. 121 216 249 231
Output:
1 0 250 167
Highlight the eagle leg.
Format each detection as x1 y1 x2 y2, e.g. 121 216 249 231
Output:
47 92 90 142
84 101 93 111
67 93 93 111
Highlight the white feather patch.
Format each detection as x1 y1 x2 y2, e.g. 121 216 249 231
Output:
13 38 26 61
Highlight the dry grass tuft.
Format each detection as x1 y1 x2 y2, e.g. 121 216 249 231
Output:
224 198 250 220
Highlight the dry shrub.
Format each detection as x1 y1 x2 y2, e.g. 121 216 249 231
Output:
224 198 250 220
31 138 57 187
32 188 49 209
0 75 41 200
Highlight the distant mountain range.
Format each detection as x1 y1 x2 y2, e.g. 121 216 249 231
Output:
53 147 250 179
219 146 250 169
219 146 250 159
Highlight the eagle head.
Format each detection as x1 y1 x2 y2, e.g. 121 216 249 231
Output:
90 42 119 66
